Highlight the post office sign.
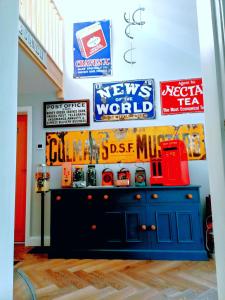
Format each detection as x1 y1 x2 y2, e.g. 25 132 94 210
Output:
43 100 90 128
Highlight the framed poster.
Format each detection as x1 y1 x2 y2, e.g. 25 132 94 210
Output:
160 78 204 115
94 79 155 122
73 20 112 78
43 100 90 128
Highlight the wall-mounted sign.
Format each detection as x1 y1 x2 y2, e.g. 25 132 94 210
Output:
73 20 112 78
46 123 206 166
94 79 155 122
18 17 47 67
43 100 90 128
160 78 204 115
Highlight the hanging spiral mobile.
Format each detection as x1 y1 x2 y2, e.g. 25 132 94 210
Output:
123 7 145 64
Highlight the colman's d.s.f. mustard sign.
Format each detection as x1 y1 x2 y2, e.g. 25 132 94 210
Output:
46 124 206 166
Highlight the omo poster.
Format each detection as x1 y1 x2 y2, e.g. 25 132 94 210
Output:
46 124 206 166
160 78 204 115
73 20 112 78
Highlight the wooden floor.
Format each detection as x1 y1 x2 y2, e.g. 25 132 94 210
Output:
14 245 217 300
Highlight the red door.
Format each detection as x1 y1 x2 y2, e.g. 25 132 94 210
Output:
14 115 27 242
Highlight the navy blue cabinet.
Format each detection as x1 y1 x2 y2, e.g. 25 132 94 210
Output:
50 186 208 260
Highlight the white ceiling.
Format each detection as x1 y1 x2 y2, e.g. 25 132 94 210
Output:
18 46 58 95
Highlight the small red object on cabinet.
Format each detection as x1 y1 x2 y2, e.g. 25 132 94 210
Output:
102 168 114 186
160 140 190 186
117 168 131 183
61 162 72 188
150 158 164 185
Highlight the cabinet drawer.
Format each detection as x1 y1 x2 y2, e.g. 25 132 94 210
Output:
82 189 146 207
113 189 146 203
147 188 200 203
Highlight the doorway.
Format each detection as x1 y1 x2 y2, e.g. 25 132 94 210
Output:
14 106 32 246
15 114 27 242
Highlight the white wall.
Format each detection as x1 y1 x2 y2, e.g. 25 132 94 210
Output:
21 0 210 243
0 0 19 298
60 0 210 199
19 93 56 242
197 0 225 298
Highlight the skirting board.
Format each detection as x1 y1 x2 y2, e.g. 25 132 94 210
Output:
26 236 50 247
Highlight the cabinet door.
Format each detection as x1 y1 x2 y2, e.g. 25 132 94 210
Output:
73 207 103 248
124 207 148 248
103 211 124 246
103 206 148 249
174 204 205 250
51 190 81 249
149 204 204 250
148 206 175 249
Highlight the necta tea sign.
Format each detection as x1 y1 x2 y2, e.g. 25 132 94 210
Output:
94 79 155 122
160 78 204 115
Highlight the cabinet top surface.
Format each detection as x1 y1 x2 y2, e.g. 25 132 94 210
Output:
51 185 200 191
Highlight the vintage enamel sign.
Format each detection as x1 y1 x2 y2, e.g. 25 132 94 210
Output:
160 78 204 115
94 79 155 122
46 123 206 166
73 20 112 78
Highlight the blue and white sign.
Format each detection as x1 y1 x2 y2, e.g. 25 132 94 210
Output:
19 17 47 67
73 20 112 78
94 79 155 122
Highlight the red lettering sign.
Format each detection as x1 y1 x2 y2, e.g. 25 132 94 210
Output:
160 78 204 115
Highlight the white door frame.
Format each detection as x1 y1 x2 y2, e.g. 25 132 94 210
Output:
17 106 32 245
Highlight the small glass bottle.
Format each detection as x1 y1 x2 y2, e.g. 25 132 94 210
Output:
86 165 96 186
73 166 84 182
72 166 85 188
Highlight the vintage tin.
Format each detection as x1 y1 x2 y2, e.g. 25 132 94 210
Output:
135 167 146 187
117 168 131 186
102 168 114 186
61 162 72 188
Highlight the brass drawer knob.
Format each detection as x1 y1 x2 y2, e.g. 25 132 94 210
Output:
103 194 109 200
56 195 62 201
149 224 157 231
186 194 193 199
87 194 93 200
91 224 97 231
151 194 159 199
135 194 142 200
140 224 147 231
